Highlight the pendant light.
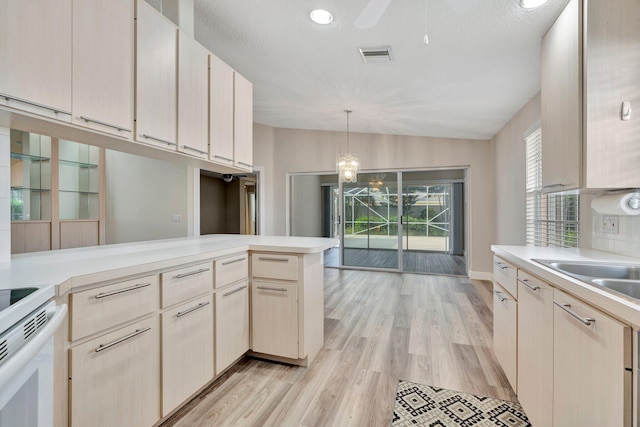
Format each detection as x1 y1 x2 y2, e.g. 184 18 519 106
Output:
336 110 360 183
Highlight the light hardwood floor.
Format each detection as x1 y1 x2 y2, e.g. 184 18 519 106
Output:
161 268 515 427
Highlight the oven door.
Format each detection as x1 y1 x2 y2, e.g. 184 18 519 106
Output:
0 303 67 427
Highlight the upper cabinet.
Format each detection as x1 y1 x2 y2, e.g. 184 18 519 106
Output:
209 54 235 167
177 31 209 159
234 73 254 171
0 0 72 120
72 0 134 138
541 0 640 190
540 0 582 192
135 0 178 150
210 55 254 171
582 0 640 188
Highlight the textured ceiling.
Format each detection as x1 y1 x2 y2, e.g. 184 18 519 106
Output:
188 0 569 140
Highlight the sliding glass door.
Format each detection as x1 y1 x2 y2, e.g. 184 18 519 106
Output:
341 172 400 269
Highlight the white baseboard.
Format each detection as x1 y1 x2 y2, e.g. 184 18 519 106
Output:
469 271 493 281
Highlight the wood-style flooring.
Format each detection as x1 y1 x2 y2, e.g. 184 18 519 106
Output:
324 247 467 276
161 269 515 427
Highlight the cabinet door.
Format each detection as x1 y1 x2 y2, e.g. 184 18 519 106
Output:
583 0 640 188
177 32 209 158
493 282 517 391
540 0 582 192
251 281 298 359
209 53 235 166
135 0 177 149
72 0 134 137
70 317 160 427
516 271 553 427
553 289 631 427
0 0 72 120
234 72 253 170
162 294 214 416
215 281 249 375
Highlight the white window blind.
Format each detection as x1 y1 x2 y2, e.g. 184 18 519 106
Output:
525 128 579 248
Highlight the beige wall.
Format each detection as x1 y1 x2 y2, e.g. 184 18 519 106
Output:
491 93 541 245
254 125 495 276
105 150 189 244
290 174 322 237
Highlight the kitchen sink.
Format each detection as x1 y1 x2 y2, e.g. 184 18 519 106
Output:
533 259 640 301
591 279 640 300
536 260 640 280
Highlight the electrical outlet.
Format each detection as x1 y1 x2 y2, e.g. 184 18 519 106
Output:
602 215 619 234
172 214 182 222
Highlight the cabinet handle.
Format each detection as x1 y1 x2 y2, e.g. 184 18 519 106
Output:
95 327 151 353
257 257 289 262
221 257 246 266
140 134 177 146
517 278 540 291
80 116 131 132
257 286 287 292
223 285 247 297
494 262 509 270
95 283 151 299
553 301 595 326
1 92 71 115
237 161 252 168
214 155 233 162
543 183 565 191
174 268 210 279
493 290 507 302
182 145 208 155
176 301 210 318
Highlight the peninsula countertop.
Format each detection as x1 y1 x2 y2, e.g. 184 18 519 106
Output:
1 235 338 296
492 245 640 326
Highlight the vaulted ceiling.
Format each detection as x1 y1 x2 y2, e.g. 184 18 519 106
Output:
160 0 569 139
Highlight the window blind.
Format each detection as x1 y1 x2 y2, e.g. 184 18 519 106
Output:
525 128 579 248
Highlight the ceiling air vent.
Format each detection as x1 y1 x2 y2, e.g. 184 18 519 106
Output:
358 46 392 63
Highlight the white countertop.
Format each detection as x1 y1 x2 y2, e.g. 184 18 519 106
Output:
492 245 640 326
0 235 338 296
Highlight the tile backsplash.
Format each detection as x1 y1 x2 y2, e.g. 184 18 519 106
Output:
592 212 640 258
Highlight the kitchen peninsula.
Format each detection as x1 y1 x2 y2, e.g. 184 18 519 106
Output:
0 235 336 427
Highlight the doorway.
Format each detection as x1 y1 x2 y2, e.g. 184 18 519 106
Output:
292 169 467 276
200 171 258 235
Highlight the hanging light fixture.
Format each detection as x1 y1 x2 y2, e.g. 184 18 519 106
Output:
336 110 360 183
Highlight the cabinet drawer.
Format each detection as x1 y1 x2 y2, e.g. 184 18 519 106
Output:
70 316 160 427
493 256 517 298
70 274 158 341
214 253 249 289
251 253 298 281
161 262 213 308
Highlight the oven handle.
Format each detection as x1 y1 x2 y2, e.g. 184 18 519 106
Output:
0 303 67 390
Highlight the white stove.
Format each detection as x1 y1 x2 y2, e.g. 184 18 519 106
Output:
0 284 67 427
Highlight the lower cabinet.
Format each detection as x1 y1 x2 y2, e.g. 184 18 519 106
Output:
516 271 554 427
251 280 298 359
214 280 249 375
161 294 214 417
492 282 517 391
553 288 632 427
70 316 160 427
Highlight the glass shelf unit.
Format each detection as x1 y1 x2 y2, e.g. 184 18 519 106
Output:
10 130 52 221
58 140 100 220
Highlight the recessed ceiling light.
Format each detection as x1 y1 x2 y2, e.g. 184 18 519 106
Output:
310 9 333 25
520 0 549 8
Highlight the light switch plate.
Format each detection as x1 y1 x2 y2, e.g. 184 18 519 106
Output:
172 214 182 222
602 215 619 234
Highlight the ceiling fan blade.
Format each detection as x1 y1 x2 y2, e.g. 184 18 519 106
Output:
354 0 393 29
